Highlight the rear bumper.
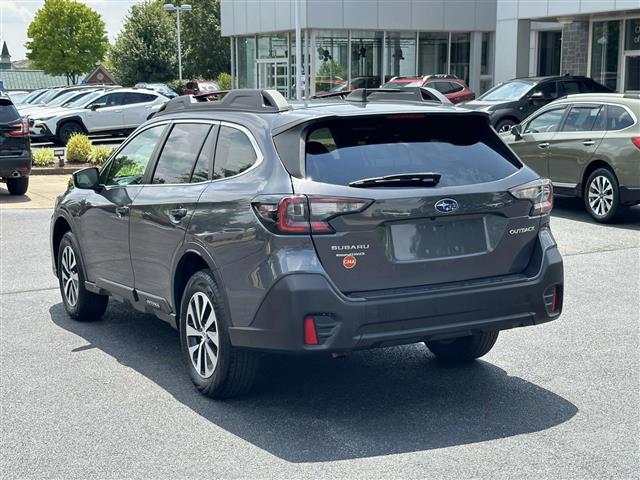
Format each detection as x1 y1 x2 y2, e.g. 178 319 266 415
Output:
620 187 640 206
229 229 564 353
0 154 32 178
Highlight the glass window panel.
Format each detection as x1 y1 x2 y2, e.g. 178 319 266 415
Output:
625 56 640 92
314 30 349 93
214 126 257 179
590 21 620 91
351 31 383 87
191 126 217 183
257 34 288 59
419 32 448 75
480 32 494 94
624 19 640 51
238 36 256 89
385 32 417 80
524 107 567 134
450 32 470 84
537 31 561 76
152 123 211 185
562 105 602 132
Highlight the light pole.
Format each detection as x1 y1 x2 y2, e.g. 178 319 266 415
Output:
164 3 192 81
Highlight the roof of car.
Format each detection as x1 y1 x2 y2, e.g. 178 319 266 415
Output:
514 75 592 84
552 92 640 106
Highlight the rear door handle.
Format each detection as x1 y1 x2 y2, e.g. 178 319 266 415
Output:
583 140 595 146
538 142 550 149
169 207 188 223
115 206 129 218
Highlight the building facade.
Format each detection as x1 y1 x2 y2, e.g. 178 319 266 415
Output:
221 0 639 98
221 0 497 98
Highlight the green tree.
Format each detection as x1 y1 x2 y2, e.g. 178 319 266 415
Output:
110 1 177 86
181 0 229 79
26 0 108 85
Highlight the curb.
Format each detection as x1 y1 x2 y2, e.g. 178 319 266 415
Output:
30 165 90 175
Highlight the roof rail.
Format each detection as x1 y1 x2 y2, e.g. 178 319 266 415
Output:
156 89 292 116
344 87 447 104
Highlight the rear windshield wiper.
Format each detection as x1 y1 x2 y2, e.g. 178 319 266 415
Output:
349 172 441 188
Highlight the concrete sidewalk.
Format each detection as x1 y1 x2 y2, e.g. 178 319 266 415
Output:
0 175 70 209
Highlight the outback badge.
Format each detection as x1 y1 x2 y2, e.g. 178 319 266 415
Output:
435 198 459 214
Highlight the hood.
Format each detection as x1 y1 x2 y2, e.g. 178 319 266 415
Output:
459 100 506 110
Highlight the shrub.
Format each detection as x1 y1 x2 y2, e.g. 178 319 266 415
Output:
90 145 113 165
66 133 93 163
167 79 187 95
32 148 56 166
216 72 232 90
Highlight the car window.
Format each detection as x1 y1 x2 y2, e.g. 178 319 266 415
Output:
480 80 532 101
304 115 520 187
152 123 212 184
191 126 218 183
428 81 451 94
0 99 20 123
213 126 258 179
561 105 602 132
448 82 464 93
523 107 566 134
122 92 157 105
186 82 196 90
530 81 557 99
88 93 116 109
101 125 165 186
605 105 635 130
559 80 581 95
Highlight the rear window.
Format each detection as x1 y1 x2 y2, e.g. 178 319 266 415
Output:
304 115 520 187
0 99 19 123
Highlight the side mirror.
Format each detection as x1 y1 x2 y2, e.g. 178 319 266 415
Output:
511 124 522 138
529 91 549 105
88 104 100 111
73 167 101 190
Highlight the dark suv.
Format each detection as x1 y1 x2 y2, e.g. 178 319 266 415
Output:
462 75 611 132
51 89 563 398
0 94 31 195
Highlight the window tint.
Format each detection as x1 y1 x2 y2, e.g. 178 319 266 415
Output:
89 93 120 108
191 126 218 182
559 80 581 95
152 123 211 184
304 115 519 187
562 105 602 132
101 125 165 186
531 81 557 98
524 107 566 134
213 126 258 179
429 81 452 94
606 105 635 130
592 107 607 131
122 92 156 104
0 99 20 122
448 82 464 93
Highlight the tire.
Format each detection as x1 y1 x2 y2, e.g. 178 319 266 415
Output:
426 331 499 363
6 176 29 195
179 269 259 399
584 168 626 223
495 118 516 133
57 121 84 145
57 231 108 321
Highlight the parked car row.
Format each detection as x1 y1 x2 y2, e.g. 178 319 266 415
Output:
21 85 169 145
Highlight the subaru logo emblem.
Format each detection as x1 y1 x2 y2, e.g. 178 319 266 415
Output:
435 198 459 214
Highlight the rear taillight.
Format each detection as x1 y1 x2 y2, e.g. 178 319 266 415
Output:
8 120 29 137
632 137 640 149
253 195 370 234
509 178 553 216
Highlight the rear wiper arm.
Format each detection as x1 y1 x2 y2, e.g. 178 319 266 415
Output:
349 172 441 188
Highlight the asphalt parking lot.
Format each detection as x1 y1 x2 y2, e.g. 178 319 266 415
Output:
1 199 638 479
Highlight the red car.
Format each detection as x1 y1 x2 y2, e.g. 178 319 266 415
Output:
183 80 222 95
382 75 476 104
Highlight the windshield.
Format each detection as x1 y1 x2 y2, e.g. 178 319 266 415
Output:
22 89 47 104
65 90 104 108
60 91 94 107
33 89 64 105
46 91 81 107
329 81 349 92
303 115 520 187
479 81 532 101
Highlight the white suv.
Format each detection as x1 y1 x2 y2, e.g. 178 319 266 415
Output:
28 88 169 144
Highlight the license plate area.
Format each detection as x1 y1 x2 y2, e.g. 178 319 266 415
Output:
389 217 488 261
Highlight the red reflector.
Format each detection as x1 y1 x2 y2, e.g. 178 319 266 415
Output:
632 137 640 150
551 286 559 313
304 317 319 345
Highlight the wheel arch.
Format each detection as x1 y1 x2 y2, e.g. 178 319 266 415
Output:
172 245 225 327
56 116 88 135
494 115 520 130
581 159 617 197
51 215 73 275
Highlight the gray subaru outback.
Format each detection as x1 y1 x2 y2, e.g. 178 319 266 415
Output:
50 89 563 398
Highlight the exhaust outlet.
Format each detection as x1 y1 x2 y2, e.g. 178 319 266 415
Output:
11 171 21 178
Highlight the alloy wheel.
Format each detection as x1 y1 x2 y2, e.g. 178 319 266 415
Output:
60 246 79 306
498 124 513 133
587 175 614 217
185 291 219 378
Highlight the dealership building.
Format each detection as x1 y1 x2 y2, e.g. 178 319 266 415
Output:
221 0 640 98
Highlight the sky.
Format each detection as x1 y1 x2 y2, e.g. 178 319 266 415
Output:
0 0 143 60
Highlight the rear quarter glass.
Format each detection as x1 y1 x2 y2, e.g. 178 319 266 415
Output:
0 100 20 123
302 114 521 187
